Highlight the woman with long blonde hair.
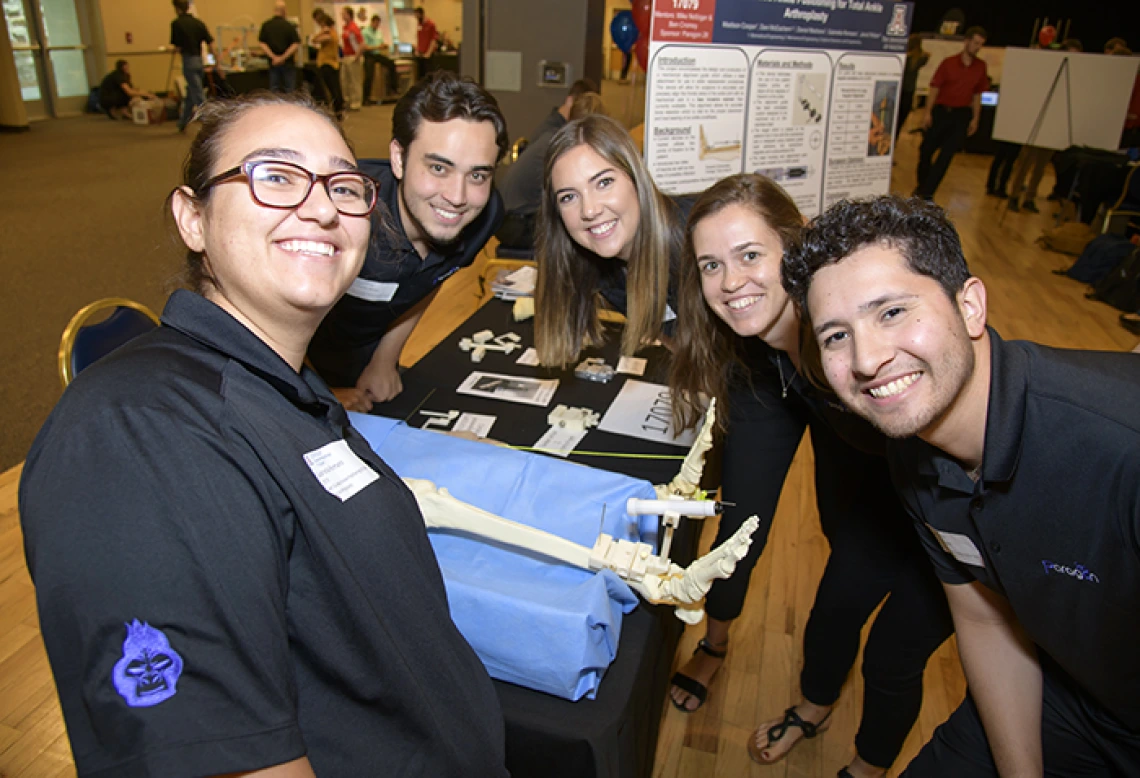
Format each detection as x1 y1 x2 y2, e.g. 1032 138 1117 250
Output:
534 114 686 366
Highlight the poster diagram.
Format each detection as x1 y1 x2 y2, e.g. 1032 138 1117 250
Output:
645 0 912 217
646 46 749 194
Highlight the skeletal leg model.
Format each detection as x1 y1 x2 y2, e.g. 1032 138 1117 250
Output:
649 398 717 561
404 476 760 624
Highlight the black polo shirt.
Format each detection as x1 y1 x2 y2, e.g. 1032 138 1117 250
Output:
20 290 507 777
889 329 1140 730
307 159 503 386
529 107 566 143
258 15 300 57
170 12 213 56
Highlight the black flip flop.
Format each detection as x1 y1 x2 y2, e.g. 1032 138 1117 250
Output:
748 706 832 764
669 638 726 712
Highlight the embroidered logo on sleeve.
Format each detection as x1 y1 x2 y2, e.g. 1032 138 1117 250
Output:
1041 560 1101 583
112 620 184 707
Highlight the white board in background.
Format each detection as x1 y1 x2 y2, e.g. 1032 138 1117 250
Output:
392 8 417 48
992 49 1138 151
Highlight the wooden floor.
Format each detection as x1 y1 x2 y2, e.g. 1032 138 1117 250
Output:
0 132 1134 777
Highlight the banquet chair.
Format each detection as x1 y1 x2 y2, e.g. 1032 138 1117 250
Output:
58 297 161 388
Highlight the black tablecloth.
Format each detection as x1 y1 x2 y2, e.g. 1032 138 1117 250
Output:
373 299 700 778
373 299 684 485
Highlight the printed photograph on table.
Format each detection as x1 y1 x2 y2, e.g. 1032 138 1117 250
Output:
457 372 559 407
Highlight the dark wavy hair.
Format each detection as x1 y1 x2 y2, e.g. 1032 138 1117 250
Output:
670 173 804 431
781 195 971 319
391 71 509 163
171 91 351 293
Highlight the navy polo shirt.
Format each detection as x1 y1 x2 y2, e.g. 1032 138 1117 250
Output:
889 329 1140 730
307 159 503 386
20 290 507 777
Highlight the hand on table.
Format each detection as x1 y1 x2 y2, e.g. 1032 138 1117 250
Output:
356 358 404 405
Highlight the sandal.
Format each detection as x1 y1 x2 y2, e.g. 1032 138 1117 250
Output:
747 706 832 764
668 638 727 712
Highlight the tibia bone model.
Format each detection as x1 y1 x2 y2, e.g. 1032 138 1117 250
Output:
656 398 716 500
403 476 759 622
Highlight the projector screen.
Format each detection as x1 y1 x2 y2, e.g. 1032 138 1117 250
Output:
993 48 1138 151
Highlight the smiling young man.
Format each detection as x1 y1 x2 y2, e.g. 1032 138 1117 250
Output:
308 72 507 410
782 195 1140 776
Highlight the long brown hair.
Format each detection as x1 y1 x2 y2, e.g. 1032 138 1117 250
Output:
670 173 803 431
535 114 683 367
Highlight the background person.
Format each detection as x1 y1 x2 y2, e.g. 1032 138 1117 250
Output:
496 90 606 252
170 0 214 133
413 7 438 78
362 13 397 105
534 113 688 367
307 72 507 409
19 91 508 778
258 0 301 92
311 9 344 119
340 5 365 111
914 26 988 200
897 34 929 141
668 174 952 778
98 60 156 120
783 194 1140 776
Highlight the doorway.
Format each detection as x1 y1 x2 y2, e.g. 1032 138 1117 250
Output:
3 0 90 119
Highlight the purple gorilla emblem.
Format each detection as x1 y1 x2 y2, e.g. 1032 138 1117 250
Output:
112 620 183 707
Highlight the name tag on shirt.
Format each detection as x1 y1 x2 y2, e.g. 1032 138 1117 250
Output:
926 524 986 568
304 440 379 502
346 277 398 302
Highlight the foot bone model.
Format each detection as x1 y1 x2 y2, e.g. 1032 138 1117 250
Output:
404 477 758 623
403 400 753 623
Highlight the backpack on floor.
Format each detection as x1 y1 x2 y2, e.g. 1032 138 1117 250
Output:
1066 233 1135 285
1090 247 1140 312
1037 220 1096 256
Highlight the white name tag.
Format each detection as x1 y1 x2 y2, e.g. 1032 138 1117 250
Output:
346 277 398 302
304 440 379 502
927 524 986 568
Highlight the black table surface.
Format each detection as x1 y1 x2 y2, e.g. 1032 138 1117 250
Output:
373 299 685 485
371 299 699 778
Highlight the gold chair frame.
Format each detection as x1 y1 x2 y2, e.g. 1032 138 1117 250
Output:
58 297 161 388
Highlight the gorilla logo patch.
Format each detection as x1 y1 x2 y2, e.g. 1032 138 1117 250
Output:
112 620 183 707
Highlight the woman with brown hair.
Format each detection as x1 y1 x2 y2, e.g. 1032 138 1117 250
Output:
534 114 686 366
668 173 952 778
19 92 507 777
311 9 345 119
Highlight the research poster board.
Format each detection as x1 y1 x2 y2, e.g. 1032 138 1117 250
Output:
644 0 913 216
992 48 1139 152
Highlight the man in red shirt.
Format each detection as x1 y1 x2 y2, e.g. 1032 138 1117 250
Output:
915 27 989 200
340 5 366 110
415 8 438 57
